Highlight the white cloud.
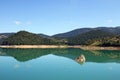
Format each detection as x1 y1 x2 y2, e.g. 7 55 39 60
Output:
14 21 32 25
14 21 21 25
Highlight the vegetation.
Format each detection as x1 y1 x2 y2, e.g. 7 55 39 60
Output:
2 31 66 45
91 35 120 46
53 27 120 38
67 30 116 45
1 27 120 47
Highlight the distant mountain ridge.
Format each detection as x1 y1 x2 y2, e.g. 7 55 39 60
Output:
53 27 120 38
0 27 120 38
0 33 15 44
53 28 92 38
0 33 14 37
38 33 50 38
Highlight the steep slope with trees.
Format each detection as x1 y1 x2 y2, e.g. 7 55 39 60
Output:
2 31 66 45
53 27 120 38
67 30 115 45
1 27 120 46
91 35 120 46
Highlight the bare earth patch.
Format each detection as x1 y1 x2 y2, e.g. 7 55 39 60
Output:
0 45 120 50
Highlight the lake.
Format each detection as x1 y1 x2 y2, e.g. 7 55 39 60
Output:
0 48 120 80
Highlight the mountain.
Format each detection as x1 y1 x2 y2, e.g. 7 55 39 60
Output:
91 35 120 46
0 27 120 46
0 33 14 44
0 35 8 44
0 33 14 37
53 28 92 38
53 27 120 38
38 33 50 38
94 27 120 35
0 33 50 40
67 30 115 45
2 31 61 45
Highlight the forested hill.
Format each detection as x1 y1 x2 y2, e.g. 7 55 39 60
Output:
91 35 120 46
67 30 116 45
2 31 66 45
0 26 120 46
53 27 120 38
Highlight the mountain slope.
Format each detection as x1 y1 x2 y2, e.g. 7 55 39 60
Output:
94 27 120 35
53 27 120 38
38 33 50 38
2 31 56 45
67 30 115 45
0 33 14 44
91 35 120 46
53 28 92 38
0 35 8 44
0 33 14 37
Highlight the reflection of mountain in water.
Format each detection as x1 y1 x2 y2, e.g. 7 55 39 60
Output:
0 48 52 61
0 48 120 63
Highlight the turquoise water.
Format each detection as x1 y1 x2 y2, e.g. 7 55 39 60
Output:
0 48 120 80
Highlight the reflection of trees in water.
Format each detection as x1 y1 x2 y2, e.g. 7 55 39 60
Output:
0 48 120 63
88 50 120 64
0 48 46 61
89 50 120 60
0 48 69 62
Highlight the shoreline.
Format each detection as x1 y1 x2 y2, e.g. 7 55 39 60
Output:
0 45 120 50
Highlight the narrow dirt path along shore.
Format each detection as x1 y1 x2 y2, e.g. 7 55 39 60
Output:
0 45 68 48
0 45 120 50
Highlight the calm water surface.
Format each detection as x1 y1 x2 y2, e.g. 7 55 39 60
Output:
0 48 120 80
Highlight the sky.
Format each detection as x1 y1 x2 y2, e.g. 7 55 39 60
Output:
0 0 120 35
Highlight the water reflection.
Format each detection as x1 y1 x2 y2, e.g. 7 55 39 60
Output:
0 48 120 64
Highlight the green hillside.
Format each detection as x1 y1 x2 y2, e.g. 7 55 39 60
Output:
2 31 66 45
67 30 115 45
1 30 120 46
53 27 120 38
91 35 120 46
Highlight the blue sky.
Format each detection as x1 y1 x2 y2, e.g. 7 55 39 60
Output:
0 0 120 35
